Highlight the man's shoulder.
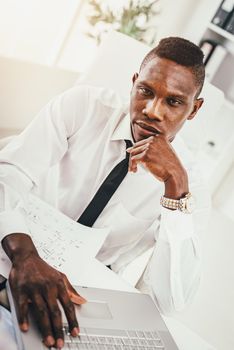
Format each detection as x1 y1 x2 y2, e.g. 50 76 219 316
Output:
60 84 128 136
71 84 127 110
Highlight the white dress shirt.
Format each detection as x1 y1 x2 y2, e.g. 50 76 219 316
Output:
0 85 210 315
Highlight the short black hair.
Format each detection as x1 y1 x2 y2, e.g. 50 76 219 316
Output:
140 37 205 96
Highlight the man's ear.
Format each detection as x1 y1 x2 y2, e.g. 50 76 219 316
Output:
187 98 204 120
132 72 139 85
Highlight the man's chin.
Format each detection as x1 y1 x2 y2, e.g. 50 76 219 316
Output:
133 123 158 141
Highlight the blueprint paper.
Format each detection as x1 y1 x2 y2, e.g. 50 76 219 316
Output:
25 194 110 269
0 194 110 277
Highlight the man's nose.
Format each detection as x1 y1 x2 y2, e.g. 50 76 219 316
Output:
143 98 164 121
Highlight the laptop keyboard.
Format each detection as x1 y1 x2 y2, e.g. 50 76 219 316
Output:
59 325 165 349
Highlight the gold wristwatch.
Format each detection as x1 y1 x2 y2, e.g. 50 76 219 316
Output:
160 192 195 214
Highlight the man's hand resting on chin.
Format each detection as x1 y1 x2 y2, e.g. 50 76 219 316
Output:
127 135 189 200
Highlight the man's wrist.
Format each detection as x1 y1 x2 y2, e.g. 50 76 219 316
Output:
164 171 189 199
160 192 194 213
1 233 39 264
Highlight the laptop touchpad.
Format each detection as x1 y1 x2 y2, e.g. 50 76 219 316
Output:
79 300 113 319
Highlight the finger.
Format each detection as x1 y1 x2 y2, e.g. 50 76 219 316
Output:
129 150 149 172
62 274 86 305
127 143 149 156
30 293 55 348
128 155 138 173
46 293 64 349
128 145 149 173
12 291 29 332
58 282 79 337
126 136 154 150
131 152 147 162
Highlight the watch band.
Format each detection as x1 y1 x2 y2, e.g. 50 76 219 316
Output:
160 192 193 213
160 196 180 210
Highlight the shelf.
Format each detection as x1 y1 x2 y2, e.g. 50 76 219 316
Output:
207 23 234 43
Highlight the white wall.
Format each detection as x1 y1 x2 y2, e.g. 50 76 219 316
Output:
175 209 234 350
0 0 82 64
0 57 78 130
156 0 203 40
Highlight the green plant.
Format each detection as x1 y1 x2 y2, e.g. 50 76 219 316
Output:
86 0 160 45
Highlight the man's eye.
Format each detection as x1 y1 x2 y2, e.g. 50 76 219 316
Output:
167 98 182 106
139 87 152 96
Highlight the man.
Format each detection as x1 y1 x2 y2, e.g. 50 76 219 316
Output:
0 37 206 349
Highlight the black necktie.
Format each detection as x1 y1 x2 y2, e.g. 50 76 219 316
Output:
77 139 132 227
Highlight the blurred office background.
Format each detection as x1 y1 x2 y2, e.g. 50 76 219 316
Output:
0 1 233 349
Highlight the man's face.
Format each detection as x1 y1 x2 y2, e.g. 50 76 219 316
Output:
130 57 203 142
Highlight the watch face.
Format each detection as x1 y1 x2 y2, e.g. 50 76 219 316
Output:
185 195 196 213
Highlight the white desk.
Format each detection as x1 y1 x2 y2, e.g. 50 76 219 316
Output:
0 257 216 350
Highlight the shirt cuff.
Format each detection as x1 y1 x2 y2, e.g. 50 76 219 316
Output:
0 210 29 242
158 206 194 243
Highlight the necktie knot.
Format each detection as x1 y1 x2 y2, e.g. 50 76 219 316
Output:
124 139 133 149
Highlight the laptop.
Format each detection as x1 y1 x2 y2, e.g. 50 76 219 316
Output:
7 282 179 350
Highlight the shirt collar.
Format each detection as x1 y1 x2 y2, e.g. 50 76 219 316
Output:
111 112 134 142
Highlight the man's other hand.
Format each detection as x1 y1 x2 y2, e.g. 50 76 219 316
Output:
127 135 189 199
2 233 86 349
